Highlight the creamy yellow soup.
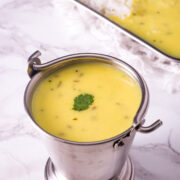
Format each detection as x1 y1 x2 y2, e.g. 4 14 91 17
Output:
108 0 180 58
32 62 142 142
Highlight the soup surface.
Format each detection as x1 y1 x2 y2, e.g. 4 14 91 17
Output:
32 62 142 142
108 0 180 58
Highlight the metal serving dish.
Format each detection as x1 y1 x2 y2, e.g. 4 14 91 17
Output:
24 51 162 180
70 0 180 62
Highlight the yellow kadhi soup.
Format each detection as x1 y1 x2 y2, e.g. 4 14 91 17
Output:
108 0 180 58
32 62 142 142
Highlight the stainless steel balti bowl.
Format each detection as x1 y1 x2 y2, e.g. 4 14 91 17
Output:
24 51 162 180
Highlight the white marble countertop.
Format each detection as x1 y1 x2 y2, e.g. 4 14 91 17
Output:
1 0 180 179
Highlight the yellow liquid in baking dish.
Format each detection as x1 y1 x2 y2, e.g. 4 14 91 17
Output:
108 0 180 58
32 62 141 142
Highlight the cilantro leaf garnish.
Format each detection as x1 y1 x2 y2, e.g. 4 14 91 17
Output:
73 94 94 111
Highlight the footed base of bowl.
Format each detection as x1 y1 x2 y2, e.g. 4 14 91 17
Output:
44 157 134 180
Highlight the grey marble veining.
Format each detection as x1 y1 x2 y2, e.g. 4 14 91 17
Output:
0 0 180 179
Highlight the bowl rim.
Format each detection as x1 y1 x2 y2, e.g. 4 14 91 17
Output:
24 53 149 146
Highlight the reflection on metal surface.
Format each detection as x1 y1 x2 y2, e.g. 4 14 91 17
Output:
44 157 134 180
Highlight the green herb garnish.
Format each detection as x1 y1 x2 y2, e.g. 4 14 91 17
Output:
73 93 94 111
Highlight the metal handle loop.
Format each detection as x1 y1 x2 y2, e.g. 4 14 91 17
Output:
27 50 42 78
137 119 162 133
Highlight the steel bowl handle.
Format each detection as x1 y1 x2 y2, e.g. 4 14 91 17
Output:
136 119 162 133
28 50 42 78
